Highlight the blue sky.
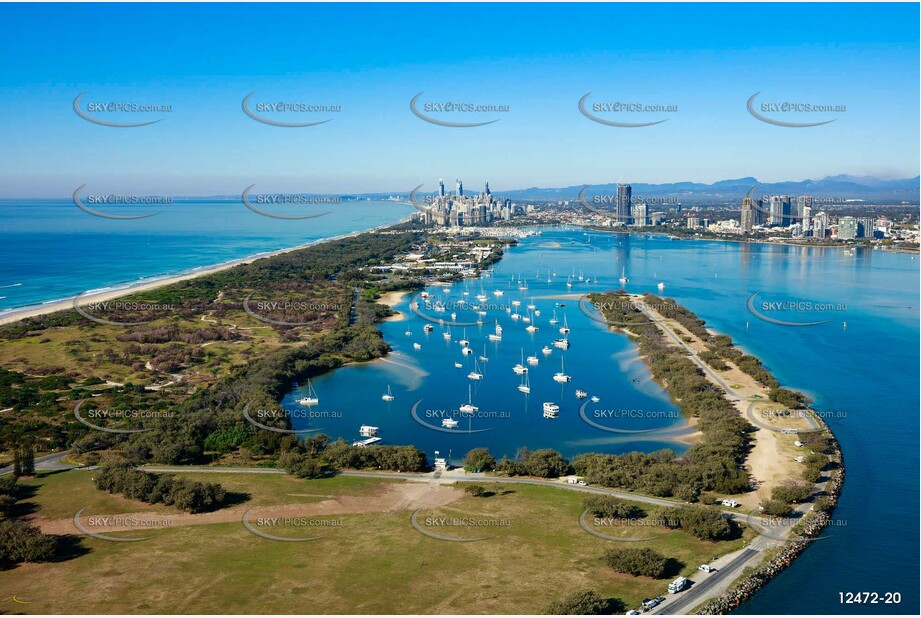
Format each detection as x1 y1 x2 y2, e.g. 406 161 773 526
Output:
0 2 918 197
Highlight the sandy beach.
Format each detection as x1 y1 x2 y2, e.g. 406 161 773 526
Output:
0 218 411 327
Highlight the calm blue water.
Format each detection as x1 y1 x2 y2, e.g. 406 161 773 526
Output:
288 228 919 614
0 199 414 311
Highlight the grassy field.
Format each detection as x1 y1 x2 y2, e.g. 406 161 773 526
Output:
3 472 752 614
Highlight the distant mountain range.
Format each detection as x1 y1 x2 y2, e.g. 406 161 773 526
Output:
494 175 920 203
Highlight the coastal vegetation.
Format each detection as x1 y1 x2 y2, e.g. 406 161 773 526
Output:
93 463 229 513
601 547 670 578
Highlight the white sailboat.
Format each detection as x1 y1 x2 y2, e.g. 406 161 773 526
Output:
381 385 395 401
553 357 572 382
527 297 536 311
442 417 459 428
542 345 553 355
517 371 531 393
467 358 483 381
619 267 629 284
526 353 539 365
459 385 478 414
525 310 539 332
479 344 489 363
459 328 469 347
657 281 666 291
297 380 320 406
443 327 452 340
513 349 528 375
559 314 570 335
549 310 559 325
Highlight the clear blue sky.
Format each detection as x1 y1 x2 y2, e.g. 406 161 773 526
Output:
1 2 918 197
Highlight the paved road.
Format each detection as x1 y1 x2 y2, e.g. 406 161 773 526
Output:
653 547 762 615
0 450 76 476
745 400 821 433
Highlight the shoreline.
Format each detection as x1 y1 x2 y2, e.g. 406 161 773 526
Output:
0 216 413 327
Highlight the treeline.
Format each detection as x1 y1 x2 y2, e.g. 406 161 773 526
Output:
0 476 59 566
93 463 228 513
279 437 428 477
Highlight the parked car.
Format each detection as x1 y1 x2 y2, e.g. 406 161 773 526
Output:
698 564 716 573
720 499 740 508
641 597 660 611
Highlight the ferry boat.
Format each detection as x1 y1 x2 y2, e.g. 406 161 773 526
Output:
359 425 379 437
553 358 572 383
542 402 560 418
297 380 319 406
382 386 395 402
575 389 588 399
442 418 459 429
552 338 570 349
459 385 478 414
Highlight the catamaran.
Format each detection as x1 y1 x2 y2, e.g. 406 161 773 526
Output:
297 380 319 406
553 357 572 382
467 358 483 381
382 385 395 401
459 385 478 414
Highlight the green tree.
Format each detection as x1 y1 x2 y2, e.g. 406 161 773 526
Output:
463 447 497 472
601 547 668 578
546 590 612 615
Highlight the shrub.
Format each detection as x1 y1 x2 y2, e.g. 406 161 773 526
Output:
463 447 497 472
583 495 645 520
601 547 668 578
546 590 613 615
0 519 58 565
464 484 487 497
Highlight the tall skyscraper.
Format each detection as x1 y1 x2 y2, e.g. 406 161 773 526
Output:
796 196 812 222
768 195 792 226
802 205 812 230
616 184 632 225
741 197 754 233
838 216 858 240
813 212 829 238
632 202 648 226
438 178 445 197
857 216 875 238
485 181 490 196
456 178 463 197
